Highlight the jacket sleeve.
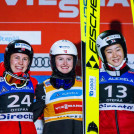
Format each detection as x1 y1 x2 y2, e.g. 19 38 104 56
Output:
33 83 46 122
0 62 5 76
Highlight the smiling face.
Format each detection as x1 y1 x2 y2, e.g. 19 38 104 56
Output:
55 54 73 74
10 53 30 73
104 44 124 67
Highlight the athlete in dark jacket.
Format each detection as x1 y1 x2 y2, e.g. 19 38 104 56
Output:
0 40 38 134
96 30 134 134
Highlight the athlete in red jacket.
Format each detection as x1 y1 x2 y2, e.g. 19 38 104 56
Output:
0 40 38 134
96 30 134 134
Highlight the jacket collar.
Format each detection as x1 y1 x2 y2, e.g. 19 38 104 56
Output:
104 60 130 76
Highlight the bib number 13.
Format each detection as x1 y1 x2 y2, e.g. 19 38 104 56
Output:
8 95 31 108
105 85 127 98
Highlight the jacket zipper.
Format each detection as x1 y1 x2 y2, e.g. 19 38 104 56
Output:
115 110 120 134
19 121 21 134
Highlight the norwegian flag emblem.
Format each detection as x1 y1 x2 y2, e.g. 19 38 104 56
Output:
64 50 67 53
21 48 25 51
111 39 116 43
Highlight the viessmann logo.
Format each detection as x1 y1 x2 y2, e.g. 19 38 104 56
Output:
54 101 82 114
3 0 130 7
2 0 79 18
2 0 130 19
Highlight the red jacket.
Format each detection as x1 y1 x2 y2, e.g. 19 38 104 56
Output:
0 62 38 134
99 110 134 134
99 65 134 134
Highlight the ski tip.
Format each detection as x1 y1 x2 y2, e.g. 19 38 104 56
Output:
87 121 98 133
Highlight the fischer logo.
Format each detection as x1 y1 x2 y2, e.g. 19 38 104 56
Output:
0 112 33 121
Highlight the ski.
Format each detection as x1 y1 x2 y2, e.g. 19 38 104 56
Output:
130 0 134 26
79 0 87 133
80 0 100 134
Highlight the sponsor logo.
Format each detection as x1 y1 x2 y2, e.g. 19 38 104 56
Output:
0 87 8 94
31 54 51 71
3 0 79 18
0 35 19 43
45 114 82 121
15 43 31 51
0 77 4 82
89 76 96 97
86 0 99 70
3 0 130 8
86 55 99 69
0 112 33 121
108 77 134 83
99 103 134 111
11 86 33 91
104 34 121 41
54 101 82 114
50 89 82 100
100 76 106 82
59 46 70 49
0 31 41 45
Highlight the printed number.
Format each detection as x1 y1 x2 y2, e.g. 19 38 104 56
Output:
105 85 112 97
105 85 127 98
8 95 31 108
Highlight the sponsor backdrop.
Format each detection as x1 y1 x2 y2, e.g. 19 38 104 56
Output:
0 0 134 133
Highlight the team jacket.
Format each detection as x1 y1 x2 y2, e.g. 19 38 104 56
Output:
0 62 38 134
99 67 134 134
34 76 83 134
